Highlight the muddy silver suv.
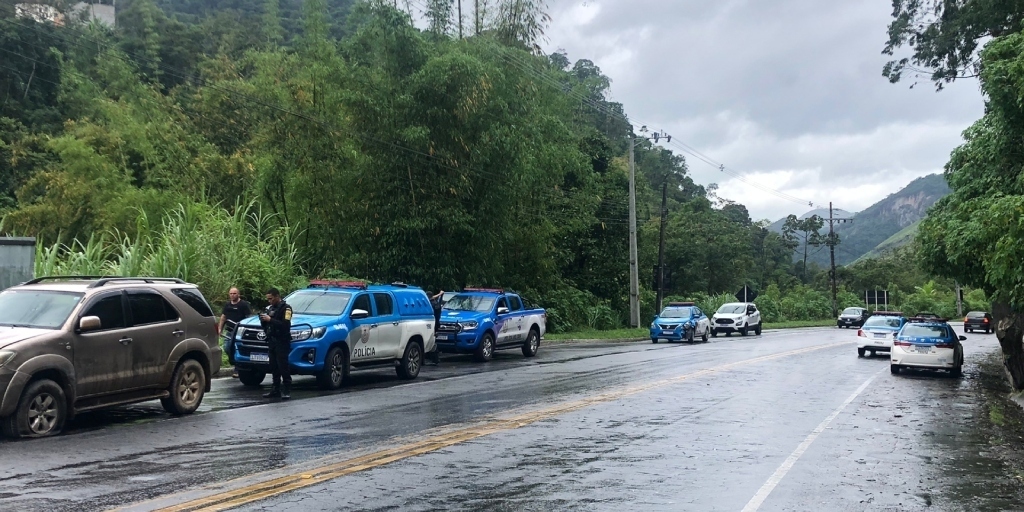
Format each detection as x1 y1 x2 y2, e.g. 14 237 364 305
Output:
0 276 221 438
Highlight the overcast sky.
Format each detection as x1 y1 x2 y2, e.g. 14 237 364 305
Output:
538 0 985 221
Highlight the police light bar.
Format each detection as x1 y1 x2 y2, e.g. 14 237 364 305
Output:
873 311 904 317
668 302 695 307
464 287 504 294
308 280 368 289
908 317 949 323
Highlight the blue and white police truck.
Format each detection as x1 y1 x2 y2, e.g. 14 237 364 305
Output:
435 288 547 362
232 281 436 389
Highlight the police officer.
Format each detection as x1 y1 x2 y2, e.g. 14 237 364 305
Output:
260 288 293 400
426 290 445 365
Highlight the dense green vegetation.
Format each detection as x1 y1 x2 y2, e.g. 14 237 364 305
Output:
885 0 1024 388
0 0 971 334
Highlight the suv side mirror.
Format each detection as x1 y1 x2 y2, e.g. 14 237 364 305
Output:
959 335 967 341
79 316 102 332
497 307 510 315
351 309 369 320
747 308 756 314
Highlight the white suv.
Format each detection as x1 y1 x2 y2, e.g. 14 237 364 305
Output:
711 302 762 337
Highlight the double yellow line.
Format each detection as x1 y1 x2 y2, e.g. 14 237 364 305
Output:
133 341 847 512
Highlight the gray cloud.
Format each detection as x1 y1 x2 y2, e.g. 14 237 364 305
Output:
541 0 984 220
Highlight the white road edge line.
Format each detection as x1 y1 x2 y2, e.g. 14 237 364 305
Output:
741 369 882 512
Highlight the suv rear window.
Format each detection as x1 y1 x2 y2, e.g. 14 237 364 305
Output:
172 288 215 317
129 293 179 325
966 311 986 318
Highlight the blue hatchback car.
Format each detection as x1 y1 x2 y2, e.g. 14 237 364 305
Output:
650 302 712 343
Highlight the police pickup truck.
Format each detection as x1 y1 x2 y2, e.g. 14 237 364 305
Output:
435 288 546 362
232 281 436 389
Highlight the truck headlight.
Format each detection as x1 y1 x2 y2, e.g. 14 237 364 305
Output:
291 326 326 342
0 351 15 368
460 321 479 330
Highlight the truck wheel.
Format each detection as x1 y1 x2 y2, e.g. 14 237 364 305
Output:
1 379 67 439
161 359 206 415
317 347 346 390
237 369 266 387
474 332 495 362
755 323 762 335
396 341 423 380
522 328 540 357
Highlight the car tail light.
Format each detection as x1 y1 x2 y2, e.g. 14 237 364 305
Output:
857 329 863 337
964 317 969 323
983 318 989 323
894 340 912 347
935 343 955 349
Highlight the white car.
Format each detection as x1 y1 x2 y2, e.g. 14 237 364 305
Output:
891 319 964 376
710 302 761 336
856 312 905 357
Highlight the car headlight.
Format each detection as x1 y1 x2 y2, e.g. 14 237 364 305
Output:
651 322 657 329
460 321 479 330
0 351 15 368
291 326 326 342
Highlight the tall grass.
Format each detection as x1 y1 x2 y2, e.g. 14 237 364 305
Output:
35 200 304 305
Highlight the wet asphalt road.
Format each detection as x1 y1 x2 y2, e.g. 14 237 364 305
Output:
1 326 1022 511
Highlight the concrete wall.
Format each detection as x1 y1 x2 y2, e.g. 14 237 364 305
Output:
0 238 35 290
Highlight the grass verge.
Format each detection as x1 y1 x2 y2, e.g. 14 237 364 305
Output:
545 328 649 341
763 320 836 329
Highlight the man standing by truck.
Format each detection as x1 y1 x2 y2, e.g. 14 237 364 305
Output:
260 288 293 400
218 287 251 379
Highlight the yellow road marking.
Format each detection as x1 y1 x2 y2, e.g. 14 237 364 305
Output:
127 341 848 512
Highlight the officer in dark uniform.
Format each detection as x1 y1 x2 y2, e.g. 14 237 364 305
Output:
260 288 293 400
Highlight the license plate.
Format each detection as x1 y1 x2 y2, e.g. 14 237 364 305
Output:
250 353 270 362
436 333 451 341
873 333 886 338
915 346 931 353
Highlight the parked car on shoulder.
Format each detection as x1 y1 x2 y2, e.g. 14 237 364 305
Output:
0 276 221 438
711 302 761 337
964 311 993 334
891 317 964 377
837 307 870 328
650 302 711 343
436 288 546 361
856 311 907 358
232 281 435 389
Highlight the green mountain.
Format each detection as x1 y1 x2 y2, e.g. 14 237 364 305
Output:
771 173 950 265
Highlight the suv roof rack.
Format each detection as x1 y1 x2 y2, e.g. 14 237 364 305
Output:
88 277 186 288
23 275 107 285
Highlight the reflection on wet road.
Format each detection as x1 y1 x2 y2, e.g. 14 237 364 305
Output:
1 327 1022 511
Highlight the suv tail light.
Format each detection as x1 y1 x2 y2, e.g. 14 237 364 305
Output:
964 317 969 323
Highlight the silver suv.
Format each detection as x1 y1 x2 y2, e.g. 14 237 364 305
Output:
0 276 221 438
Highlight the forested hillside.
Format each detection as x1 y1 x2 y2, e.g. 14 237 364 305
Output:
0 0 973 331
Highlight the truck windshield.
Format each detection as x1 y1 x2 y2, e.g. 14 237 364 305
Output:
286 291 352 316
0 290 84 329
445 295 496 313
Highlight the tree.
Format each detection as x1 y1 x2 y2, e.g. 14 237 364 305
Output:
917 31 1024 389
882 0 1024 88
782 214 824 281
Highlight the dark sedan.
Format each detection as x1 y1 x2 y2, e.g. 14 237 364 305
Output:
837 307 870 328
964 311 994 334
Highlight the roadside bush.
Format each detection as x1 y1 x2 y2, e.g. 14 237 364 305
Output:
536 285 618 333
779 286 831 321
35 200 304 305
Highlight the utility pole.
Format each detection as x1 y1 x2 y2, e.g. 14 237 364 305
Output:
628 128 671 327
956 281 963 317
824 202 853 318
457 0 463 38
656 182 668 313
